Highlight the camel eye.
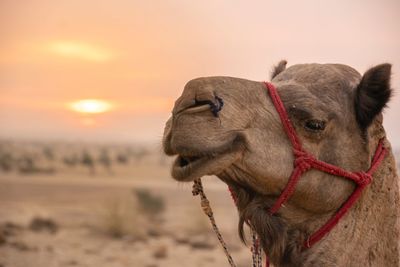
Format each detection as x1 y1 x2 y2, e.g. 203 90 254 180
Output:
305 120 326 131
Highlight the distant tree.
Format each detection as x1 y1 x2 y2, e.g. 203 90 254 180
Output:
132 148 149 162
63 154 79 168
98 149 112 173
81 150 95 175
18 155 36 174
0 152 13 172
116 152 129 164
42 146 55 161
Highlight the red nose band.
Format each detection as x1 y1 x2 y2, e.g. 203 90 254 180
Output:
262 81 387 248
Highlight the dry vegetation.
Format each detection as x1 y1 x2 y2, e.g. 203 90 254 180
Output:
0 139 252 267
0 140 157 176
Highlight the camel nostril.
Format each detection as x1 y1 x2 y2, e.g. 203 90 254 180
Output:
194 96 223 117
175 95 224 117
211 96 224 117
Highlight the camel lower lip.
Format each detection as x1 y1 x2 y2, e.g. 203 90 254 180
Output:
172 155 211 180
169 135 244 181
171 149 242 182
178 155 202 167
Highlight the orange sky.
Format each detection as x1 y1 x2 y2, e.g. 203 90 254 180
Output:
0 0 399 146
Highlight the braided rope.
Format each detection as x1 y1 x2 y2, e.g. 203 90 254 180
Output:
230 187 264 267
192 178 237 267
251 229 263 267
193 179 266 267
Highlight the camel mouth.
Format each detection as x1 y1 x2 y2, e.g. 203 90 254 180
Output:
172 153 216 181
169 134 245 181
177 155 203 168
172 145 243 182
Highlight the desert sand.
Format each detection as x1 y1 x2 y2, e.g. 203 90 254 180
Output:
0 140 253 267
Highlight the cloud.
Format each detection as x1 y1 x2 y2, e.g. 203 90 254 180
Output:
48 41 113 62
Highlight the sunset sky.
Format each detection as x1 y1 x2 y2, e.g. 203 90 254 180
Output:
0 0 399 147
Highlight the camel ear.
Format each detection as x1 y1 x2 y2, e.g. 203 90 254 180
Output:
271 60 287 79
355 63 392 130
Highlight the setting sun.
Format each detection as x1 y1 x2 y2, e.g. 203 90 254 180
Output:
69 99 113 114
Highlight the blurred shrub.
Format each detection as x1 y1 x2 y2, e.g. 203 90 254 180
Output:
115 152 129 164
81 150 95 174
0 152 13 172
17 155 36 174
102 199 125 238
29 217 58 234
131 148 149 162
42 147 55 161
63 154 79 167
98 149 112 172
17 155 55 174
133 188 165 219
133 189 167 238
99 196 145 239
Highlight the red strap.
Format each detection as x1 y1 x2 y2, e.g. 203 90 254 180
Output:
227 82 386 266
264 82 302 151
304 140 386 248
262 81 387 249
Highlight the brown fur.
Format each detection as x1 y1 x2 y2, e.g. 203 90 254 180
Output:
226 181 304 266
163 62 400 266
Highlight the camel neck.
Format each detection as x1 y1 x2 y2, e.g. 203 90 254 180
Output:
302 150 400 267
221 146 400 267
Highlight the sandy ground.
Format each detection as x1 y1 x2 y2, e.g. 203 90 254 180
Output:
0 172 254 267
1 140 397 267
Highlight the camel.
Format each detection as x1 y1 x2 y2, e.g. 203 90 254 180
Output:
162 61 400 266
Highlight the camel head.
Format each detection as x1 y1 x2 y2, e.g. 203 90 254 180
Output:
162 61 393 265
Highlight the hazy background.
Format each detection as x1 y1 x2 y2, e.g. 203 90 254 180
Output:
0 1 399 267
0 0 399 146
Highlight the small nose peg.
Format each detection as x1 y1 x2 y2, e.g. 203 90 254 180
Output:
210 96 224 117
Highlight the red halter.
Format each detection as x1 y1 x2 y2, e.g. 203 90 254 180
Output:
263 81 387 248
229 82 387 266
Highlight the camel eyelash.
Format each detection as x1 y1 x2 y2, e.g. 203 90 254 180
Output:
304 119 326 131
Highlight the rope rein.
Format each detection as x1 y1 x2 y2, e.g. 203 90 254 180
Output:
251 230 263 267
192 179 238 267
192 179 264 267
